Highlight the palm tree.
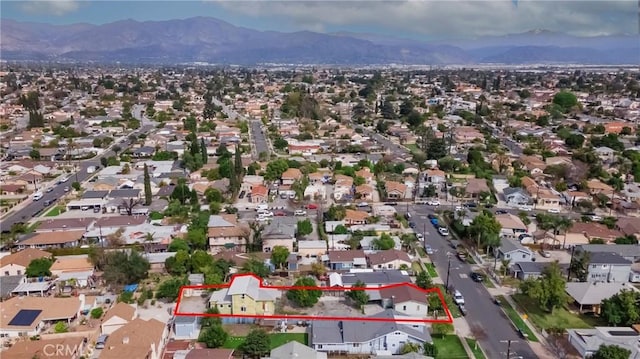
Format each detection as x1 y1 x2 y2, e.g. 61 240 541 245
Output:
554 216 573 249
143 232 155 252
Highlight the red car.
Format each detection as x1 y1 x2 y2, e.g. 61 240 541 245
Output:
306 204 318 209
274 211 286 216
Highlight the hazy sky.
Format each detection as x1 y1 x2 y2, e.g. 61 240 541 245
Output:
2 0 637 40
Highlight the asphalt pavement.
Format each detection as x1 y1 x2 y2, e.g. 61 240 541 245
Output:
404 204 538 359
1 122 155 232
249 120 269 159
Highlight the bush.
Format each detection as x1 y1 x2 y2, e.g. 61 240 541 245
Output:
149 211 165 220
90 307 104 319
54 321 68 333
118 291 134 304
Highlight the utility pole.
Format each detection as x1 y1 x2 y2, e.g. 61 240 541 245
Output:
567 245 576 281
500 339 518 359
445 255 452 289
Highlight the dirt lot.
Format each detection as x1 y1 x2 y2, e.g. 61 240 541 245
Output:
278 295 362 317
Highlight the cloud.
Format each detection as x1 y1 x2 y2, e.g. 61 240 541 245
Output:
20 0 81 16
212 0 637 38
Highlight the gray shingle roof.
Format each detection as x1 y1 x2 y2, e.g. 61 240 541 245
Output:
311 309 431 345
565 282 637 305
499 238 532 255
577 244 640 261
589 252 632 265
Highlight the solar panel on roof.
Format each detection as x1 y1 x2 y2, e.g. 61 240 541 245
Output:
8 309 42 326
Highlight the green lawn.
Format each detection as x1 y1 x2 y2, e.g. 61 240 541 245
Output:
465 338 487 359
433 335 468 359
425 263 439 277
482 275 495 288
405 143 420 152
45 206 62 217
512 294 604 331
223 333 308 350
495 296 538 342
412 261 424 274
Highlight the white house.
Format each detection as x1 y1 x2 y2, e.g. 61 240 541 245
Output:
310 310 432 355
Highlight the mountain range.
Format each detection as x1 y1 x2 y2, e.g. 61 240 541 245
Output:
1 17 638 65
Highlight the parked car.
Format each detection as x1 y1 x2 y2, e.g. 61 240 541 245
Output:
409 221 416 228
63 186 70 192
452 290 465 305
45 187 53 193
416 233 424 241
539 250 552 258
438 226 449 236
470 272 484 282
425 245 434 255
519 205 533 212
495 210 508 214
274 211 286 216
458 304 468 316
384 202 398 206
427 200 440 206
547 208 560 214
306 204 318 210
294 210 307 216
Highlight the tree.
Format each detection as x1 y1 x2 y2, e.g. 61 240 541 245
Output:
553 91 578 112
468 212 502 253
29 149 41 160
204 188 224 204
415 271 433 289
112 145 122 156
287 277 322 307
242 329 270 358
400 342 422 354
156 277 188 301
72 181 81 191
143 164 152 205
102 250 150 287
270 246 290 270
198 324 228 348
241 257 270 278
346 280 369 308
372 233 395 250
168 238 190 252
200 138 208 164
601 289 640 326
520 261 568 313
569 250 590 282
614 235 638 244
296 219 313 236
120 198 142 216
26 257 53 277
592 345 632 359
90 307 104 319
432 323 454 337
165 250 192 276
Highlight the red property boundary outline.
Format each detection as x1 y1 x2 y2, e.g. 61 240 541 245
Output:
174 273 453 324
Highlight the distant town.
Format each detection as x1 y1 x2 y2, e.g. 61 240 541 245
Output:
1 64 639 359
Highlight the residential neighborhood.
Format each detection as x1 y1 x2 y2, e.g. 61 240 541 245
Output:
1 65 640 359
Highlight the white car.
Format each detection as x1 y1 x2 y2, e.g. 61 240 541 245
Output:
427 200 441 206
416 233 424 241
453 290 465 305
590 215 603 221
425 245 434 255
438 227 449 236
547 208 560 214
294 210 307 216
519 205 533 212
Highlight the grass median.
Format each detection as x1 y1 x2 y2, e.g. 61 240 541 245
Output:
425 263 439 277
465 338 487 359
495 295 538 342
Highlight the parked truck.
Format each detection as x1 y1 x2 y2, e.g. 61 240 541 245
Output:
87 165 96 174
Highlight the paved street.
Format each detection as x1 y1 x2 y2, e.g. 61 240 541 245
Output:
403 204 537 359
249 120 269 159
1 122 154 232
